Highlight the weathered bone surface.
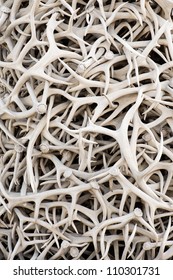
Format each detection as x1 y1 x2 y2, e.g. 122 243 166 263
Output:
0 0 173 260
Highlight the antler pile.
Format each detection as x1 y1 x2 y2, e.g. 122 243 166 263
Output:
0 0 173 260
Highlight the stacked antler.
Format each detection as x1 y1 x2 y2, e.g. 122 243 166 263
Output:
0 0 173 260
